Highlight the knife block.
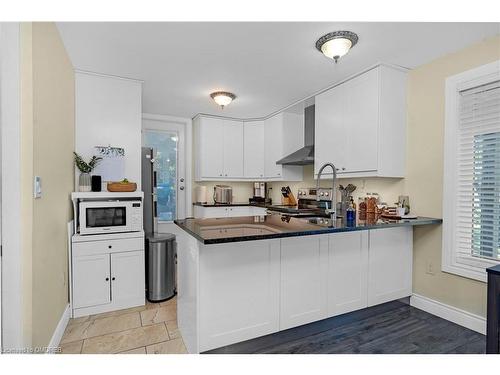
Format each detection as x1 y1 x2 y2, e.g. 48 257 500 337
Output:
281 192 297 206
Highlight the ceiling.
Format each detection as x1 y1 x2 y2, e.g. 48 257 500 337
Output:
57 22 499 119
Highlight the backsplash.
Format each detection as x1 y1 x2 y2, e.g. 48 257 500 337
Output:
269 166 406 207
193 181 254 204
193 165 406 208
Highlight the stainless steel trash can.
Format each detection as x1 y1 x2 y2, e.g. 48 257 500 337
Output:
146 233 177 302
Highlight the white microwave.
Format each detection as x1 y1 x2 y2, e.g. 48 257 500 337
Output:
79 200 143 235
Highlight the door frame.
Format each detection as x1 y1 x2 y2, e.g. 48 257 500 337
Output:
142 113 193 220
0 22 24 352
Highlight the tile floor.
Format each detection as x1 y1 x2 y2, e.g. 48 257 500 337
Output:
59 297 188 354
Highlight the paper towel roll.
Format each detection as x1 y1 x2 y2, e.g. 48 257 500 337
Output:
196 186 207 203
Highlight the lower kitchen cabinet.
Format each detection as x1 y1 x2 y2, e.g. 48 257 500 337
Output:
71 232 145 317
193 205 267 218
110 251 145 307
72 253 111 309
280 235 328 330
367 227 413 306
328 231 369 316
198 240 280 352
178 227 413 352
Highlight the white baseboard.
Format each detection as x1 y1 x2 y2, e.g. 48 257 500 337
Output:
47 303 71 353
410 293 486 335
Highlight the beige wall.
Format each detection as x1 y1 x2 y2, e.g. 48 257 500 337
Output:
20 22 34 347
20 22 75 348
405 35 500 317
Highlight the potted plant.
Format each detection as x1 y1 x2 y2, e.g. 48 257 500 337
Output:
73 152 102 192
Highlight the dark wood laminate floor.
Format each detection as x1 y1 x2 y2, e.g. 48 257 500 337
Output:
204 300 485 354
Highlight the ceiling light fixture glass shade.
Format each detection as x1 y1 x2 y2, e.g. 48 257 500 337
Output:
315 31 358 63
210 91 236 108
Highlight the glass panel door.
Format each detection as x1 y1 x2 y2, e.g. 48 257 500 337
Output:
143 130 178 221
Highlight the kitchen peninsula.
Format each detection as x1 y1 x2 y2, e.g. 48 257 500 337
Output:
174 213 442 353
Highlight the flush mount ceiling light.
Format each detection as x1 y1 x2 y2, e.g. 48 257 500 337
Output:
315 31 358 63
210 91 236 109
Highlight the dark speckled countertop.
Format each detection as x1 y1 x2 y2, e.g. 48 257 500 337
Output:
487 264 500 276
174 213 442 245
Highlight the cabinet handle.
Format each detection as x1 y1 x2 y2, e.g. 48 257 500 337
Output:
112 277 116 281
342 167 346 171
105 277 109 281
108 245 112 249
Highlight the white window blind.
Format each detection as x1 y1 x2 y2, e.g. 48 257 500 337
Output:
457 80 500 262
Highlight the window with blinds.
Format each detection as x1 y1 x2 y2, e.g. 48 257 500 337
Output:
457 80 500 261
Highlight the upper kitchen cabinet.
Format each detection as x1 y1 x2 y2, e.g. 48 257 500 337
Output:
315 64 408 178
264 112 303 181
243 120 265 178
75 72 142 189
195 112 303 182
194 116 244 180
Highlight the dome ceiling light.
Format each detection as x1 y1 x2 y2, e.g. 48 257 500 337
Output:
210 91 236 109
315 31 359 63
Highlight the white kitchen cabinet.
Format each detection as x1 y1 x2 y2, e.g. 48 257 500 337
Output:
72 253 111 309
71 232 145 317
195 113 303 182
222 120 244 178
198 239 280 352
110 251 145 307
315 64 407 178
264 112 303 181
195 116 224 179
194 116 244 180
280 235 328 330
367 227 413 306
243 121 265 178
193 205 267 218
327 231 369 317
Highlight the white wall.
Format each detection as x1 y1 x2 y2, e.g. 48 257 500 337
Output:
75 71 142 189
0 22 24 350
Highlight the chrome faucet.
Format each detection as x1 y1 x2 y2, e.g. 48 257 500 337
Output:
316 162 337 220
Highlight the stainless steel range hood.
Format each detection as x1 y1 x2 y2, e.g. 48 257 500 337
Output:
276 105 315 166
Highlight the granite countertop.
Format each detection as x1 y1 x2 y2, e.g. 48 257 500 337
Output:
174 213 442 245
487 264 500 276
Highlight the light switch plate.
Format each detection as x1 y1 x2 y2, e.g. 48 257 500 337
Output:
34 176 42 198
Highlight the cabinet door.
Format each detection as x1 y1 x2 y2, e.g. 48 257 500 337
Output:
199 239 280 351
328 231 368 317
243 121 265 178
280 235 328 330
227 206 252 217
368 227 412 306
199 206 229 218
110 251 145 307
72 254 111 309
199 117 224 178
343 68 379 173
223 120 244 178
314 85 346 176
264 114 283 178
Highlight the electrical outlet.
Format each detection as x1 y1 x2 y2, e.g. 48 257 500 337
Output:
426 261 435 275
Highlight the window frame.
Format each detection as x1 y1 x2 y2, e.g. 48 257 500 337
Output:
442 60 500 282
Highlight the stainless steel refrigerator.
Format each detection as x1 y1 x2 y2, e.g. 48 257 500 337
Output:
141 147 158 235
